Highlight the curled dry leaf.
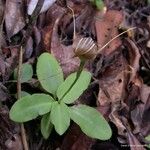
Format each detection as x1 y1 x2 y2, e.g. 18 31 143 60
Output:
42 4 65 51
5 0 25 39
24 36 33 59
131 84 150 137
0 0 6 50
124 39 141 83
0 0 4 24
95 10 123 56
50 17 80 76
27 0 56 15
2 47 19 80
127 130 145 150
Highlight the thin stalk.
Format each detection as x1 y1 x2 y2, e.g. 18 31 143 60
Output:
59 59 85 102
67 6 76 40
17 46 29 150
97 27 136 53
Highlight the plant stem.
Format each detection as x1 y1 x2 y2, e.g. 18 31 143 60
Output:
97 27 136 53
17 46 29 150
59 59 85 102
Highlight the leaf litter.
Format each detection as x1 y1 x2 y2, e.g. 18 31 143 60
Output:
0 0 150 149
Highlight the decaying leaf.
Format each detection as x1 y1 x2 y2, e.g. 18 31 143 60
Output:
124 39 141 83
42 4 65 51
61 124 95 150
127 130 145 150
0 106 22 150
98 53 128 106
27 0 56 15
0 0 4 24
5 0 25 39
1 47 19 80
0 0 5 51
131 84 150 137
51 17 80 76
95 10 123 56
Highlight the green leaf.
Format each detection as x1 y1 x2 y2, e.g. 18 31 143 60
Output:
95 0 104 10
50 102 70 135
90 0 104 10
10 94 54 122
37 53 64 95
70 105 112 140
57 71 91 104
41 113 53 139
20 91 31 97
15 91 31 99
14 63 33 83
145 135 150 148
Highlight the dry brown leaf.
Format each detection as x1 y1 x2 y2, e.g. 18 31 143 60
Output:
0 0 4 24
51 17 80 76
61 124 95 150
0 106 22 150
131 84 150 137
124 39 141 83
59 3 94 37
127 130 145 150
42 25 53 51
97 52 130 135
98 53 128 106
42 4 65 51
5 0 25 39
0 0 6 51
24 36 33 59
95 10 123 56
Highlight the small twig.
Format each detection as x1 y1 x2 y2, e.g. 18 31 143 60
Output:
16 2 45 148
17 46 29 150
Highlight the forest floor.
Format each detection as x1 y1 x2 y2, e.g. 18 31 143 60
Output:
0 0 150 150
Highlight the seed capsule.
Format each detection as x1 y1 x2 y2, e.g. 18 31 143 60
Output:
73 37 98 60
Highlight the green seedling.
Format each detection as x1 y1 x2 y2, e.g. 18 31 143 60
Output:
10 52 112 140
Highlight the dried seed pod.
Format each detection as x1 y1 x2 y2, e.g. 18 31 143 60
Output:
73 37 98 60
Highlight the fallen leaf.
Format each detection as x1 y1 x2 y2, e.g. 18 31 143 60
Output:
98 52 128 105
95 10 123 56
59 3 95 38
51 17 80 76
0 82 10 102
42 4 65 52
27 0 56 15
24 36 33 59
0 106 22 150
5 0 25 39
2 47 19 80
5 134 23 150
124 39 141 83
0 0 4 24
127 130 145 150
61 124 95 150
131 84 150 137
